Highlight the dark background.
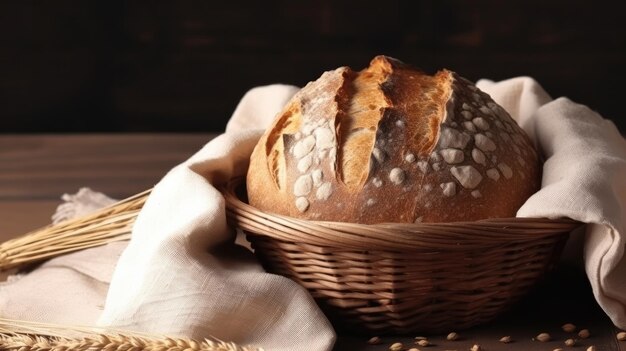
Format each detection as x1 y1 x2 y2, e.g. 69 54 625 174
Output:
1 0 625 133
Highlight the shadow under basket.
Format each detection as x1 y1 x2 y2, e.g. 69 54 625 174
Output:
223 178 581 335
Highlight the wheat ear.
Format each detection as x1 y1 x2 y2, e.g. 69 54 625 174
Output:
0 318 262 351
0 334 261 351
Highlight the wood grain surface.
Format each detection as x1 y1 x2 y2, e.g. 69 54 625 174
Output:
0 133 211 238
0 134 623 351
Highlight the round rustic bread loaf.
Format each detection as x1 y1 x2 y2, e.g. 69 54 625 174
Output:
246 56 541 223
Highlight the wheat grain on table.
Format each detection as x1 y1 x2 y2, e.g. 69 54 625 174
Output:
0 134 623 351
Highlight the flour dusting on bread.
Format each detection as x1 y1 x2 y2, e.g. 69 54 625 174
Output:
247 56 540 223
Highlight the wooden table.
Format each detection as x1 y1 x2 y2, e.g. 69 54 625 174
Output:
0 134 623 351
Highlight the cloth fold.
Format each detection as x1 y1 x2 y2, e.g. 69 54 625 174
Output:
0 241 127 325
52 188 118 224
0 77 625 350
478 77 626 327
95 85 336 351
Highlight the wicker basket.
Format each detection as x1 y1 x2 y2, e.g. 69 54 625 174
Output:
223 178 581 334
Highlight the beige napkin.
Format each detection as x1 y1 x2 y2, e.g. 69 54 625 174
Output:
1 77 625 348
94 84 336 351
477 77 626 328
0 85 337 351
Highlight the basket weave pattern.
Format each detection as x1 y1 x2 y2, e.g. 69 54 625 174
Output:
224 179 579 334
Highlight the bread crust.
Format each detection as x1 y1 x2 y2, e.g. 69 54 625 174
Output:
247 56 540 223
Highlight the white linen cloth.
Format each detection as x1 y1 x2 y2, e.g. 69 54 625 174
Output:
1 77 625 349
477 77 626 327
96 84 335 351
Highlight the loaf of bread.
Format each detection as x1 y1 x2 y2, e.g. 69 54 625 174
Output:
246 56 540 223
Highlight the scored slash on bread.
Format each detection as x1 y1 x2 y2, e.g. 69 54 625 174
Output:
247 56 540 223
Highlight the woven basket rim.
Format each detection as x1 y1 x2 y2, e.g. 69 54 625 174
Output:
223 177 581 250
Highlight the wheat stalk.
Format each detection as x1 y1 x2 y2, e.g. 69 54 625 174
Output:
0 189 151 271
0 318 262 351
